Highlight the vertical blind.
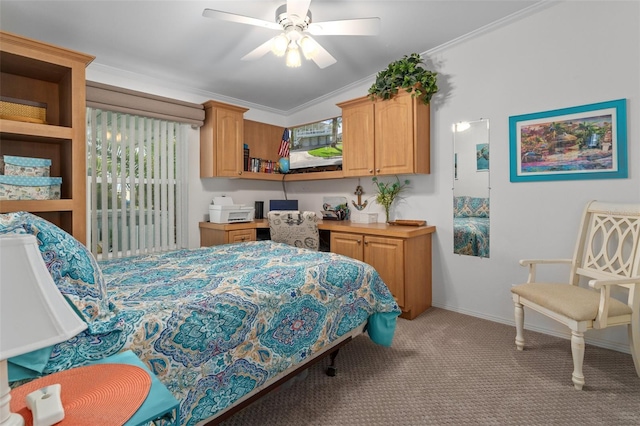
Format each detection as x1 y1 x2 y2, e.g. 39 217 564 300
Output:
86 108 188 259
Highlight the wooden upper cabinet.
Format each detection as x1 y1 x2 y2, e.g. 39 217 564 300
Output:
200 100 248 178
200 103 344 181
339 97 375 177
338 90 430 177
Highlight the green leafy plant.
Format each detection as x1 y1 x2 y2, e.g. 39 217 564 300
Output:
368 53 438 105
372 176 410 222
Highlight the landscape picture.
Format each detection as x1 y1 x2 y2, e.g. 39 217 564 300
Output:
509 99 627 182
519 114 613 172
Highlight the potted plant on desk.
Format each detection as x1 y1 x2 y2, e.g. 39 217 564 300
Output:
372 176 410 223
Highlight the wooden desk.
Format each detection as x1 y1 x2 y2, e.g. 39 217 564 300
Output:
199 220 436 320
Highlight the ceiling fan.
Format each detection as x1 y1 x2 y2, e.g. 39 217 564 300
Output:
202 0 380 69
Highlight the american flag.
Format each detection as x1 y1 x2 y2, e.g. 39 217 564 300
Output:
278 128 290 157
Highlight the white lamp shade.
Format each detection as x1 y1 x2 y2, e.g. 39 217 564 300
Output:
298 36 318 60
0 234 87 360
285 44 301 68
271 33 288 57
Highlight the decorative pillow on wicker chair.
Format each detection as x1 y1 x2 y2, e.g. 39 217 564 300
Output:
0 211 114 325
268 211 319 250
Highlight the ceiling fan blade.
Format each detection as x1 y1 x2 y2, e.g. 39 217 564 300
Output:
307 17 381 36
286 0 311 21
241 38 275 61
203 8 281 30
310 41 337 69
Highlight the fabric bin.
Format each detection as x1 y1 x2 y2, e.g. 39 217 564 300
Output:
0 175 62 200
0 155 51 177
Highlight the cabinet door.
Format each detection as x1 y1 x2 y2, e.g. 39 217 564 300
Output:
340 99 375 177
228 229 256 243
374 93 414 175
364 235 405 307
216 108 245 177
330 232 364 261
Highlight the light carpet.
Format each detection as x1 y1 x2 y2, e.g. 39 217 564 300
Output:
221 308 640 426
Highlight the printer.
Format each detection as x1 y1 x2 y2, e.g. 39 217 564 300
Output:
209 196 255 223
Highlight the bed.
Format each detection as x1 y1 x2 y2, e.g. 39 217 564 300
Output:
453 196 490 257
2 212 401 425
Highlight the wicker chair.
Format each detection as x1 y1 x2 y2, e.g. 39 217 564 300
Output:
511 200 640 390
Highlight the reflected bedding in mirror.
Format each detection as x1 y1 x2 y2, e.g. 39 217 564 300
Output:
453 118 490 257
453 196 490 257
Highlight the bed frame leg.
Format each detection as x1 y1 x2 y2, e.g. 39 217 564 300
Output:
326 348 340 376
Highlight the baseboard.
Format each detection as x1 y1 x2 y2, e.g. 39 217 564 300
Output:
431 302 631 355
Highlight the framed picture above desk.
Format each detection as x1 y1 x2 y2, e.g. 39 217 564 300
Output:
199 220 436 320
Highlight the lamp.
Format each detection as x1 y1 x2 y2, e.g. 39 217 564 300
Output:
0 234 87 426
272 28 318 68
271 33 288 57
285 42 301 68
298 36 318 60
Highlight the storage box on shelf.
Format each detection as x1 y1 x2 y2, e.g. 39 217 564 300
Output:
0 31 94 243
0 96 47 124
0 175 61 200
0 155 52 176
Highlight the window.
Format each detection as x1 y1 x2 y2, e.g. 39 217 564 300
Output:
86 108 188 259
289 117 342 170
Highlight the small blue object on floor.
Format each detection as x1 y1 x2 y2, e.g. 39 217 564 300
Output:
91 350 180 426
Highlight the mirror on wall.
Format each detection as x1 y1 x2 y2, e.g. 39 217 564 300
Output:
453 119 490 258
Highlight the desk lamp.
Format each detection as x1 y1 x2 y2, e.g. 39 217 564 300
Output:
0 234 88 426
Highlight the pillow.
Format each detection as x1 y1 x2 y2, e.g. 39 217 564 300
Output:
0 211 28 234
453 196 467 218
0 211 113 324
454 196 490 218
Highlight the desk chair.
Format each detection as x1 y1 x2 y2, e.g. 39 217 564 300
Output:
511 200 640 390
268 210 319 251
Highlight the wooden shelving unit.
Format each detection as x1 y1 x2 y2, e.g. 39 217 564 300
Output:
0 31 94 243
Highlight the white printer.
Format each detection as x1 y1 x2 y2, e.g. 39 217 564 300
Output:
209 196 255 223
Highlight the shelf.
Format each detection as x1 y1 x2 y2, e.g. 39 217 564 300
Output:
0 119 73 140
233 170 345 181
0 199 75 213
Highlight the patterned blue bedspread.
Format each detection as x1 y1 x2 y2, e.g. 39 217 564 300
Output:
40 241 400 425
454 217 490 257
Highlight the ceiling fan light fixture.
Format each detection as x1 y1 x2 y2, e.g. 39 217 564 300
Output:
285 43 302 68
298 36 318 60
271 33 289 57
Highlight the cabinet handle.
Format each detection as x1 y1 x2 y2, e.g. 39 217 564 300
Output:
357 239 362 244
368 169 373 174
238 171 242 175
375 168 380 173
364 240 368 246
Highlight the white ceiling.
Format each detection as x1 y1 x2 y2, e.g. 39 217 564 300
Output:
0 0 544 114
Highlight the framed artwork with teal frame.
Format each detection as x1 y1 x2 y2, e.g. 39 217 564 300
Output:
509 99 627 182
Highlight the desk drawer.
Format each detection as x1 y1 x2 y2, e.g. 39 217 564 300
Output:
228 229 256 243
